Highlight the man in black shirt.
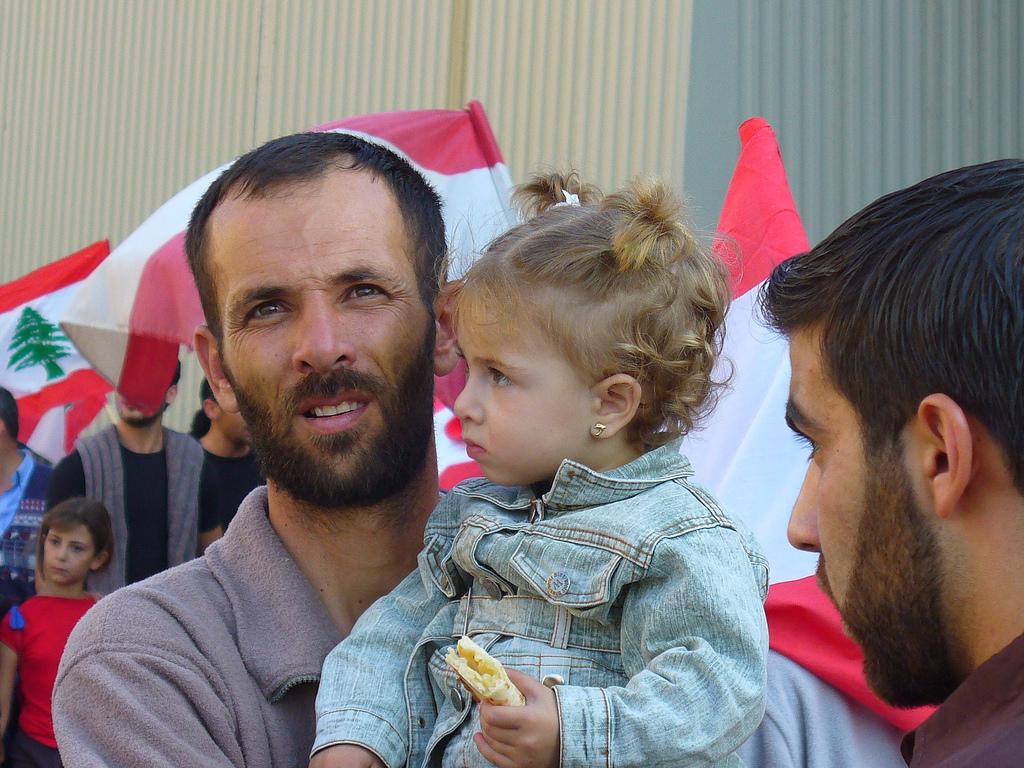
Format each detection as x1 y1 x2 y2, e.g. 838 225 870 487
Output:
190 378 262 541
46 362 203 593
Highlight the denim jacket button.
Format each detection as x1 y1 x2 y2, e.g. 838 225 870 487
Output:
546 571 571 597
482 579 503 600
449 686 466 711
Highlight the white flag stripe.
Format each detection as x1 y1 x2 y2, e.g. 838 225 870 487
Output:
26 404 66 464
682 283 817 584
0 283 95 395
60 162 232 339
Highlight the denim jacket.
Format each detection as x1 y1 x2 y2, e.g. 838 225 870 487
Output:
314 441 769 767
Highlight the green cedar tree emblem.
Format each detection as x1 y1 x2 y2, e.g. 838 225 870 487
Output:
8 306 72 380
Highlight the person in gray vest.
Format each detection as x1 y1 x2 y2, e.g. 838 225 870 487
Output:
45 361 202 594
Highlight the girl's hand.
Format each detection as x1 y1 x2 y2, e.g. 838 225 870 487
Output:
309 744 386 768
474 669 560 768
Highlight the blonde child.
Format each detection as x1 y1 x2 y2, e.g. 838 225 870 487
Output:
0 498 112 768
311 173 769 768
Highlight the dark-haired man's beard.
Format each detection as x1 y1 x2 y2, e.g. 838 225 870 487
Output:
229 329 436 515
817 447 959 708
118 402 169 429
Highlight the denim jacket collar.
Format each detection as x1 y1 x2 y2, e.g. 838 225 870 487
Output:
457 440 693 515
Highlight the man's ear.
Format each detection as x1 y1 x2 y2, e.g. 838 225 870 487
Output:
432 286 459 377
195 325 240 414
202 398 221 421
906 394 973 519
164 384 178 408
590 374 643 439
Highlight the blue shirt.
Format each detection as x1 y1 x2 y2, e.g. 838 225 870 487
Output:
0 450 34 535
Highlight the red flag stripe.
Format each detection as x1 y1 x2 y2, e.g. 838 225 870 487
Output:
0 241 109 314
766 577 936 732
129 231 203 344
14 369 111 443
714 118 809 297
317 101 505 174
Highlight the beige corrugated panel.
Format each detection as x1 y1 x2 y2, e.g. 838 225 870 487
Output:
0 0 262 273
0 0 695 434
253 0 454 140
1 0 262 434
464 0 694 193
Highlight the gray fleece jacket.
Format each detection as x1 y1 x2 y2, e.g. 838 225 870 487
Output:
53 487 342 767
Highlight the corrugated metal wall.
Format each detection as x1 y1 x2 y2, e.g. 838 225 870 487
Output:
685 0 1024 243
466 0 693 191
0 0 696 433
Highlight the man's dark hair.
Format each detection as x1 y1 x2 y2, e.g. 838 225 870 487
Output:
0 388 17 442
189 379 214 439
761 159 1024 490
185 132 446 338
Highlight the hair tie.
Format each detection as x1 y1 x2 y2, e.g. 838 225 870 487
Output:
552 189 581 208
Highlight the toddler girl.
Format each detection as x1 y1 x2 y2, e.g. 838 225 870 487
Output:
0 498 112 768
311 173 769 768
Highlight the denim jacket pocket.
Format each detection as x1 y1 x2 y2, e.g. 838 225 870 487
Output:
510 535 629 612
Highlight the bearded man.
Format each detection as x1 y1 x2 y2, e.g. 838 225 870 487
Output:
762 159 1024 767
52 133 457 767
46 361 202 594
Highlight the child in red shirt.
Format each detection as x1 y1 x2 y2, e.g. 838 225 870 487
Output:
0 498 112 768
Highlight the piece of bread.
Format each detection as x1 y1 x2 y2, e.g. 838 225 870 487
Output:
445 636 526 706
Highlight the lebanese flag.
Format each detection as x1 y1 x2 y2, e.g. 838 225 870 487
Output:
0 242 113 462
61 102 515 412
682 118 933 731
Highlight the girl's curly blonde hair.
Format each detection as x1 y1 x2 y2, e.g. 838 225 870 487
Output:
451 171 730 449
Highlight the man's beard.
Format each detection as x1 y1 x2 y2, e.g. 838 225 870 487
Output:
119 403 168 429
818 443 960 707
228 329 436 513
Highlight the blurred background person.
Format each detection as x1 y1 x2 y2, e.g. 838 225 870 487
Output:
45 362 201 594
0 498 112 768
189 379 261 550
0 389 52 616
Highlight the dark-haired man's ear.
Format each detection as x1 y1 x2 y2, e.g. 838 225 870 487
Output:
590 374 643 439
195 325 240 414
165 384 178 408
432 287 459 377
907 394 973 520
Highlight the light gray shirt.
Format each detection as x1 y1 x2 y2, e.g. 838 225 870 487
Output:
53 486 340 767
738 650 905 768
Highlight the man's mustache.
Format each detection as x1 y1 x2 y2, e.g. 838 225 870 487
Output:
282 369 388 413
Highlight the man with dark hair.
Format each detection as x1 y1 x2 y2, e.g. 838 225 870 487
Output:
46 360 202 594
0 387 52 613
53 133 457 767
191 377 262 539
761 159 1024 766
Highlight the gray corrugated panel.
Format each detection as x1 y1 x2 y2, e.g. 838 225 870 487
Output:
464 0 693 194
686 0 1024 244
